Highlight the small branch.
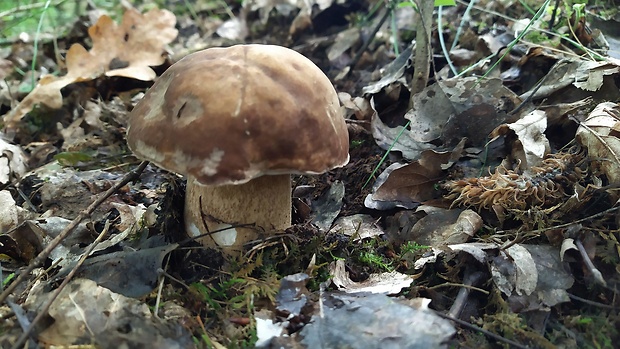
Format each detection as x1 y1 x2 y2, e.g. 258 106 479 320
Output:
435 311 531 349
447 269 485 319
575 238 607 287
493 201 620 236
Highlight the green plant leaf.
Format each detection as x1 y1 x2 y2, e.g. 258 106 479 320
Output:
435 0 455 6
54 152 93 166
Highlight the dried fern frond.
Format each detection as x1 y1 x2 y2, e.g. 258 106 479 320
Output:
445 150 587 212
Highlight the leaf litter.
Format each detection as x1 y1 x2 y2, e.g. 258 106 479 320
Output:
0 1 620 348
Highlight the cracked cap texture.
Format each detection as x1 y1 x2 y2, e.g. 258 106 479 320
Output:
126 44 349 186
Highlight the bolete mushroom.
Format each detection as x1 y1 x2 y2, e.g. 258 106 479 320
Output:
126 44 349 252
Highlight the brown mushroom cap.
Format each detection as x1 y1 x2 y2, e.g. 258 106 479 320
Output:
126 44 349 186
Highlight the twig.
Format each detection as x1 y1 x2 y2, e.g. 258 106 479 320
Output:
447 269 484 319
425 282 489 295
547 0 561 37
575 238 607 287
494 201 620 236
509 60 569 116
567 293 618 309
435 311 530 349
0 161 149 305
157 267 190 290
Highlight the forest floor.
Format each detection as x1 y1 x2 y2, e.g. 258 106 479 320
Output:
1 1 620 348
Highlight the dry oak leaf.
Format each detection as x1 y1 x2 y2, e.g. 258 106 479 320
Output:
4 8 177 128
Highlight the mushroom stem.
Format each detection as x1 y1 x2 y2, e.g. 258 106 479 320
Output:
184 174 292 251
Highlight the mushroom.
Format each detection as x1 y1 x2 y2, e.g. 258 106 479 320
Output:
126 44 349 252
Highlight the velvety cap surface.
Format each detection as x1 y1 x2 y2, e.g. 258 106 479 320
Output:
127 44 349 185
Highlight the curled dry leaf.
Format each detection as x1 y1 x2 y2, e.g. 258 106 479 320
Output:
367 139 465 209
370 99 435 161
329 259 413 295
406 207 481 247
490 110 550 170
0 137 27 185
330 214 384 241
491 244 574 311
520 59 620 101
572 60 620 92
575 102 620 184
338 92 372 121
4 8 178 129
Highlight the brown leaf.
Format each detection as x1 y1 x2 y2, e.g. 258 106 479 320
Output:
4 8 177 129
373 140 465 204
90 9 178 79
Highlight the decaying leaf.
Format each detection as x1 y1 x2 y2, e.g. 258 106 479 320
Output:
255 310 287 347
572 60 620 92
310 180 345 231
330 214 384 241
492 244 538 297
327 27 361 63
370 101 435 161
339 92 373 121
408 77 521 146
575 102 620 184
521 59 620 101
0 138 27 185
414 242 499 270
406 207 482 247
57 243 178 298
35 278 191 348
329 259 413 294
362 46 412 94
366 139 465 209
275 273 309 316
490 109 550 170
4 8 178 128
300 292 455 349
491 244 574 311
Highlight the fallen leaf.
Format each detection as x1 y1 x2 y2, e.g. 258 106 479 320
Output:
0 138 27 185
329 259 413 294
576 102 620 184
370 100 434 161
367 139 465 208
36 278 191 348
491 110 550 169
4 8 178 128
330 214 384 241
491 244 573 311
57 243 178 298
300 292 455 349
